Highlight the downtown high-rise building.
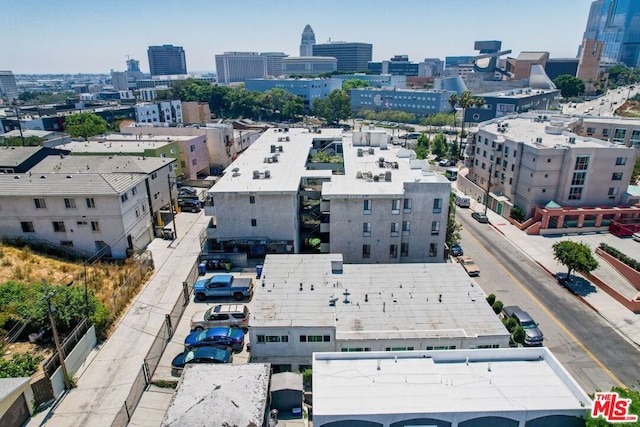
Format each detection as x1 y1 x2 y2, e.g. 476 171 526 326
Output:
215 52 267 84
147 45 187 77
0 71 18 102
312 41 372 72
583 0 640 67
299 24 316 56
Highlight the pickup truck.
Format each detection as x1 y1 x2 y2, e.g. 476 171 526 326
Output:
457 256 480 277
194 274 253 302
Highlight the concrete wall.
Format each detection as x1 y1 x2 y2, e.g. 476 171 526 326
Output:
177 134 208 179
51 325 98 398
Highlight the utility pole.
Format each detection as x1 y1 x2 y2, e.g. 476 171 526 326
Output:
42 280 72 390
12 101 26 147
167 175 178 240
484 163 492 215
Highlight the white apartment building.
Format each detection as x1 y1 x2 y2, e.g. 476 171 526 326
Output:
135 100 182 125
466 113 637 217
206 127 451 263
0 173 152 258
313 348 591 427
30 155 176 226
249 254 511 372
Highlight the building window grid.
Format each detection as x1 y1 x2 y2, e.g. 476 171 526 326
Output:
433 198 442 214
52 221 65 233
389 244 398 259
429 243 438 257
363 222 372 237
34 198 46 209
431 221 440 235
86 198 96 208
391 199 400 214
390 222 399 237
64 198 76 209
363 199 372 215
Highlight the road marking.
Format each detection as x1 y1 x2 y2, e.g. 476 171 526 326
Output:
464 228 627 389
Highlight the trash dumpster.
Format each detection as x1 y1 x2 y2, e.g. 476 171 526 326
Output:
163 228 175 240
256 264 264 279
198 263 207 275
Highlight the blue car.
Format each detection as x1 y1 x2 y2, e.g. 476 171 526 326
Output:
171 347 232 376
184 327 245 352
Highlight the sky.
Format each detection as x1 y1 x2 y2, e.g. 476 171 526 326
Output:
1 0 593 74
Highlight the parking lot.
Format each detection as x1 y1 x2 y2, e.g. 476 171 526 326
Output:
152 269 258 382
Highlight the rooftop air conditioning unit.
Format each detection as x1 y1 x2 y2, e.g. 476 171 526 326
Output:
253 170 260 179
357 148 363 157
264 170 271 179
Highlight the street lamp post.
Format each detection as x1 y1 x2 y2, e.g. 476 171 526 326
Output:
484 164 493 215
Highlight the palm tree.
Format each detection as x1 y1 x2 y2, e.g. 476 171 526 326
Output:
448 93 458 134
458 96 486 158
456 91 474 159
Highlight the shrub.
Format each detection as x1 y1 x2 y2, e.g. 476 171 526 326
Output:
599 243 640 272
486 293 496 306
502 317 517 333
492 300 504 314
512 326 525 345
510 206 526 222
0 352 43 378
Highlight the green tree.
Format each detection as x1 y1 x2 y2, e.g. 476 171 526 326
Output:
446 192 462 247
342 79 370 91
63 113 108 140
431 133 449 159
486 293 496 306
510 206 526 222
606 65 637 88
552 240 599 280
313 89 351 124
631 155 640 184
415 133 430 159
420 112 454 127
587 387 640 426
553 74 586 98
512 325 525 344
209 85 232 118
0 352 43 378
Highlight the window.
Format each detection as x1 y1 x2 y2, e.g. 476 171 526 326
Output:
575 156 589 170
631 130 640 146
401 242 409 257
151 172 158 180
390 222 399 237
362 244 371 259
571 172 586 186
612 172 623 181
385 346 414 351
121 193 128 203
363 222 371 237
64 198 76 208
389 244 398 259
433 198 442 213
60 240 74 247
602 128 610 137
190 144 196 152
192 158 197 166
403 198 412 213
402 221 410 236
52 221 65 232
86 198 95 208
341 347 371 352
586 127 595 135
547 158 551 163
34 198 46 209
616 157 627 166
391 199 400 214
569 187 583 200
513 150 517 158
91 221 100 232
256 335 288 343
429 243 438 257
363 199 372 214
613 128 627 142
249 196 255 204
300 335 331 343
251 219 257 227
477 344 501 349
132 187 137 196
504 146 510 155
608 187 619 196
427 345 457 350
431 221 440 235
21 222 34 233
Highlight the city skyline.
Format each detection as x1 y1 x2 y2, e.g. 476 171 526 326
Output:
3 0 592 74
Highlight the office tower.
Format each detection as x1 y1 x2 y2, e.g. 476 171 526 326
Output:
147 45 187 77
0 71 18 102
423 58 444 78
577 39 604 94
583 0 640 67
215 52 267 84
312 41 372 72
300 25 316 57
261 52 288 77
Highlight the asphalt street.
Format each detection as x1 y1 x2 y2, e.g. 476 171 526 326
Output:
457 208 640 394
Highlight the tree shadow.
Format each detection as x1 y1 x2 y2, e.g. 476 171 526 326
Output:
555 273 598 297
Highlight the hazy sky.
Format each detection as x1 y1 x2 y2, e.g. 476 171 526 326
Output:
2 0 592 74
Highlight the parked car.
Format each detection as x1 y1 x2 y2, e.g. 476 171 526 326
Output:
471 212 489 223
190 304 249 331
633 232 640 242
450 244 464 257
455 196 471 208
171 347 232 376
178 198 201 213
178 186 197 196
184 327 245 352
457 256 479 277
501 306 544 346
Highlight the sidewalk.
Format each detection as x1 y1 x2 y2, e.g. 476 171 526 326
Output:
40 212 209 427
474 202 640 348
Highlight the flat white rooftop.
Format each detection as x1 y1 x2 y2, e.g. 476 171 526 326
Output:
210 127 449 196
56 133 196 153
479 114 627 149
313 348 591 416
254 254 508 340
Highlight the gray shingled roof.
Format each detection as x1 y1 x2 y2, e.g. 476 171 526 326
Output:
30 155 175 175
0 173 145 195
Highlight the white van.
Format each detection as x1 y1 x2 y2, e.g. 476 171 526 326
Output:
455 196 471 208
444 168 458 181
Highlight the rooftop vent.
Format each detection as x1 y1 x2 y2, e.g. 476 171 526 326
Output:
385 171 392 182
369 147 374 154
253 170 260 179
264 170 271 179
357 148 363 157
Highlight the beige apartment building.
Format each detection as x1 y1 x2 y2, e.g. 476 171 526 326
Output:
572 116 640 147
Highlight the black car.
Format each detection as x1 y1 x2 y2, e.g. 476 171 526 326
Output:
178 198 201 212
171 347 232 376
450 244 463 257
471 212 489 223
